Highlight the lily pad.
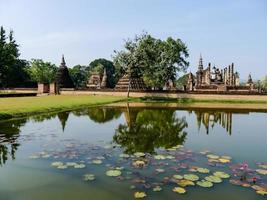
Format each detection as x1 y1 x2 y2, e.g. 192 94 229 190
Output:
119 154 130 158
177 179 195 187
74 164 86 169
134 152 145 157
205 175 222 183
66 162 77 167
197 180 213 188
133 160 146 168
213 171 230 179
219 158 231 163
184 174 199 181
134 191 146 199
154 155 166 160
51 161 64 167
207 154 220 159
256 169 267 175
153 186 162 192
84 174 95 181
172 187 186 194
106 170 122 177
92 160 102 165
173 174 183 180
197 167 210 174
256 190 267 195
155 168 165 173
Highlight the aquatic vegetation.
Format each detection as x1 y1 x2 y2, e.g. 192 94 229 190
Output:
196 167 210 173
134 191 146 199
256 169 267 175
177 179 195 187
51 161 64 167
153 186 162 192
92 160 103 165
205 175 222 183
183 174 199 181
134 152 145 157
172 187 186 194
74 164 86 169
154 155 166 160
106 169 122 177
196 180 213 188
84 173 95 181
213 171 230 179
173 174 183 180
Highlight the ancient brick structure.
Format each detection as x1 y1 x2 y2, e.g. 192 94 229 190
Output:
87 68 107 89
55 55 74 88
187 55 257 92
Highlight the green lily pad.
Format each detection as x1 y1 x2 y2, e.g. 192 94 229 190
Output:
119 154 130 158
197 180 213 188
256 169 267 175
197 167 210 174
84 173 95 181
106 170 122 177
153 186 162 192
207 154 220 159
134 191 146 199
66 162 77 167
155 168 165 173
57 165 68 169
205 175 222 183
92 160 102 165
172 187 186 194
173 174 183 180
213 171 230 179
183 174 199 181
134 152 145 157
51 161 64 167
154 155 166 160
74 164 86 169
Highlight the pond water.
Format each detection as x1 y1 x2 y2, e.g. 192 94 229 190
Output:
0 104 267 200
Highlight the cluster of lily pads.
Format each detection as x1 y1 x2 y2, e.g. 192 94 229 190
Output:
28 142 267 198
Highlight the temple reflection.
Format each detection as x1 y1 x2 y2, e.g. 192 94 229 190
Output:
194 111 233 135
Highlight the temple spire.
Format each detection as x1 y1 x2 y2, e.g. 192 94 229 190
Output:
198 54 203 70
61 55 66 67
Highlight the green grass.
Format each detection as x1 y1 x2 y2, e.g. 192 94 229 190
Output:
0 95 126 120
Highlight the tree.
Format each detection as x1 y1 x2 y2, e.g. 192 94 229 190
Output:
88 58 116 88
113 33 189 89
28 59 58 84
261 76 267 91
0 26 30 88
69 65 89 88
176 73 192 90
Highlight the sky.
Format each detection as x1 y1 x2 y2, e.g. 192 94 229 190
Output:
0 0 266 79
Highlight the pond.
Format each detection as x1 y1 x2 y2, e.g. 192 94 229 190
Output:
0 104 267 200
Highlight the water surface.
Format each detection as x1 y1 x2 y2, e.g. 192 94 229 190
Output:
0 105 266 200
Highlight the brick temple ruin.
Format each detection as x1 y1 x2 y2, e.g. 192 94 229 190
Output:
87 68 107 89
187 55 257 92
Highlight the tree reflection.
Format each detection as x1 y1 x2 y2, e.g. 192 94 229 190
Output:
73 107 122 123
113 108 188 154
0 119 26 166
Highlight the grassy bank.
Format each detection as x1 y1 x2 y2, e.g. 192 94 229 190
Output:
0 95 126 120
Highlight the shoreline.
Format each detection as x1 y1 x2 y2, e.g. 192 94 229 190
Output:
1 94 267 121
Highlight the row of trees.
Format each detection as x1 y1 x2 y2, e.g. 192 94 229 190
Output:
1 26 267 90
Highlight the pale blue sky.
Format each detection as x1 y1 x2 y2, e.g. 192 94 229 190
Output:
0 0 266 79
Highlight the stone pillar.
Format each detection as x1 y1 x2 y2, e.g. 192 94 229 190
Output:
49 82 59 95
38 83 44 94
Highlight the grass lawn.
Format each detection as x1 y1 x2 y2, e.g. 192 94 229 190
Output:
0 95 126 120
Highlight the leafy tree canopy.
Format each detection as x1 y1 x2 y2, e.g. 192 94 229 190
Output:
28 59 58 84
69 65 89 88
113 33 189 89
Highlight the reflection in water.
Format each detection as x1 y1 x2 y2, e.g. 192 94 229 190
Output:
194 111 233 135
0 119 26 166
0 106 253 166
113 108 188 154
73 108 122 124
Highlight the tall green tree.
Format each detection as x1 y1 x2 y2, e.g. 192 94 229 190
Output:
0 26 29 87
28 59 58 84
69 65 89 88
113 33 189 89
88 58 116 88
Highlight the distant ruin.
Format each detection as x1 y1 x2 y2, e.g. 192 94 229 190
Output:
187 55 257 93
